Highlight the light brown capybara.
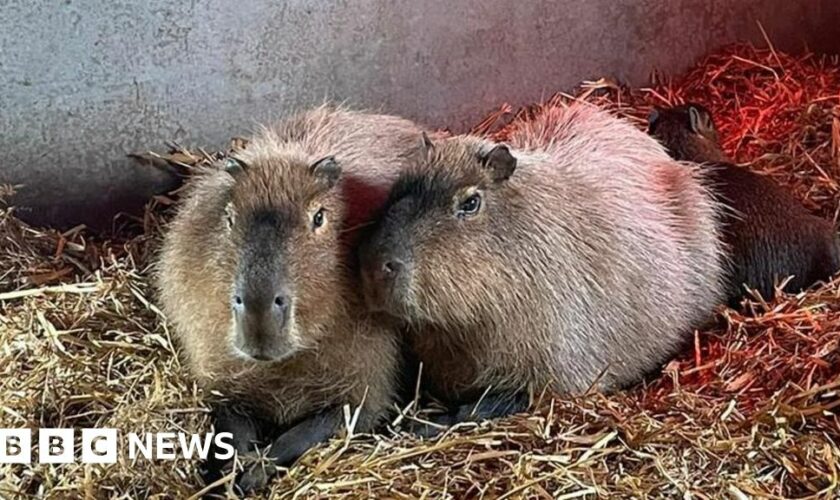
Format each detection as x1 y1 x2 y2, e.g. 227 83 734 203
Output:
157 105 426 491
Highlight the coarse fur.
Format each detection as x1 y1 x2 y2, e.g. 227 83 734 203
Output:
243 104 433 236
360 104 727 405
156 105 425 487
649 103 840 303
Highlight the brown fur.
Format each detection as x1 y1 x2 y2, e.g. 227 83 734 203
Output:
250 105 434 236
649 104 840 303
157 105 426 431
360 104 726 403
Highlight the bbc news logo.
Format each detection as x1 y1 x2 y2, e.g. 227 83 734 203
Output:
0 429 234 464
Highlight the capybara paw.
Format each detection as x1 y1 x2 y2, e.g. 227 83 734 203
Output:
235 460 278 494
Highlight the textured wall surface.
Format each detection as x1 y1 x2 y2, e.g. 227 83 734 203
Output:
2 0 839 227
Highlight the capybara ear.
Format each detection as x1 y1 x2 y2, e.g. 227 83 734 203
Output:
480 144 517 182
688 105 714 135
310 156 342 189
646 108 661 130
224 157 247 177
419 131 435 163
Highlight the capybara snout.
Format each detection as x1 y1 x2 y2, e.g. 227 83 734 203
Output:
359 201 418 315
231 283 294 362
230 214 297 361
360 248 415 314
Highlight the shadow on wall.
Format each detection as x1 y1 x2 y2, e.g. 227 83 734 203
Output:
7 161 181 231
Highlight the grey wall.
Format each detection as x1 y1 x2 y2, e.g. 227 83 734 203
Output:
2 0 839 228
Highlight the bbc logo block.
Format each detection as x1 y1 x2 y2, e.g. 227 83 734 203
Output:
1 428 118 464
0 429 31 463
39 429 75 464
81 429 118 464
0 428 233 464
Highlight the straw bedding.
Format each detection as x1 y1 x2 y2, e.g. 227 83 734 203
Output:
1 43 839 498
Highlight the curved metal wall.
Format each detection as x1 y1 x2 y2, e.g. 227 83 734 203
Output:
1 0 838 227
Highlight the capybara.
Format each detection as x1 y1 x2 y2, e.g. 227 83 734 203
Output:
359 104 726 423
649 103 840 304
157 106 426 491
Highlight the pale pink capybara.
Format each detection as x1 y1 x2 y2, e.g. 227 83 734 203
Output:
359 104 727 424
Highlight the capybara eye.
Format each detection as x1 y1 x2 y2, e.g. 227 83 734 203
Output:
457 193 482 218
312 207 326 229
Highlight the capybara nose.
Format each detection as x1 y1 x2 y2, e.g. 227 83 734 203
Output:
382 259 405 279
232 286 293 352
272 294 290 313
371 258 408 287
243 292 290 330
234 290 290 317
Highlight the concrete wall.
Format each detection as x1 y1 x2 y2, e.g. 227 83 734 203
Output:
2 0 839 228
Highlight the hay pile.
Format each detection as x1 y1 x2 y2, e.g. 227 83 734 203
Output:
2 43 839 498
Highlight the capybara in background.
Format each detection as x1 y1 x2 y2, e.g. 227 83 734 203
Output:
359 104 726 423
649 103 840 304
157 106 426 491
